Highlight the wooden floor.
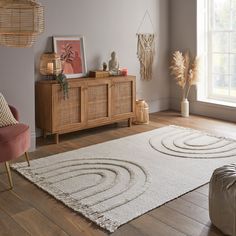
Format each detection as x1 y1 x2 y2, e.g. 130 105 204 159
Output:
1 110 234 236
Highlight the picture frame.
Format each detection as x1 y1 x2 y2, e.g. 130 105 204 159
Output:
53 36 87 78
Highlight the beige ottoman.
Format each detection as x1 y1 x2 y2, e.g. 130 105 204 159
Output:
209 164 236 236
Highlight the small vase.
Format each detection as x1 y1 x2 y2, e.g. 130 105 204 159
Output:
181 98 189 117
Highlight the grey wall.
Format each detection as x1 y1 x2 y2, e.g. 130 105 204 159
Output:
169 0 197 107
34 0 170 112
0 48 36 150
170 0 236 122
2 0 236 151
0 0 170 150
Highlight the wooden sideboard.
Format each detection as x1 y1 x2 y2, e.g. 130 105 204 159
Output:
36 75 136 143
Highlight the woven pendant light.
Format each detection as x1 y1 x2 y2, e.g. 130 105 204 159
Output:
40 53 62 76
0 0 44 48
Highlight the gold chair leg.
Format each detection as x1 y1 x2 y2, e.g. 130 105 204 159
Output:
25 152 30 167
5 162 13 189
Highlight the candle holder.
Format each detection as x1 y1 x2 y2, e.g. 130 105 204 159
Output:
39 52 62 79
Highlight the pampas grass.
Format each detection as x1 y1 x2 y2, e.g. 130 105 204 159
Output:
170 50 199 99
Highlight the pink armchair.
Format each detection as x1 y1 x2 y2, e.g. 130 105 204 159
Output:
0 105 30 189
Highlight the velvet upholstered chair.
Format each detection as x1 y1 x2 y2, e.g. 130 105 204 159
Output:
0 105 30 189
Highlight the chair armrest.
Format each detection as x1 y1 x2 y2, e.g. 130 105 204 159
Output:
8 105 19 121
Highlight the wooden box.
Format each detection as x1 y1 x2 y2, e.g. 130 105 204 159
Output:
89 70 110 78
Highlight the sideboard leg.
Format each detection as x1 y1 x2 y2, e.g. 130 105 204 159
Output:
55 134 59 144
128 118 132 127
43 130 47 139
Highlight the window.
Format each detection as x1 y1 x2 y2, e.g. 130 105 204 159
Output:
198 0 236 103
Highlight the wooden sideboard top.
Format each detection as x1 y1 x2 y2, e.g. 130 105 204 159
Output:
36 75 136 84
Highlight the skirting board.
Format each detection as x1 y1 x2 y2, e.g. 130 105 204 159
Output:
170 98 236 123
147 98 170 113
30 131 36 151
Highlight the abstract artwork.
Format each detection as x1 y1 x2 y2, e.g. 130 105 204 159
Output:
53 36 87 78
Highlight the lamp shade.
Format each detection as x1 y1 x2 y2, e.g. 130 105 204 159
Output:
0 0 44 48
39 53 62 76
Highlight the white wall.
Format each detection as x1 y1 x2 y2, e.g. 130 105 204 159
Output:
169 0 236 122
0 48 36 150
34 0 170 113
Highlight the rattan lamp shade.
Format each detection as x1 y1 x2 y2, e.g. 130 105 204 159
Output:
40 53 62 76
0 0 44 48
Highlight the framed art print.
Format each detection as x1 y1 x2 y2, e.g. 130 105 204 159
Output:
53 36 87 78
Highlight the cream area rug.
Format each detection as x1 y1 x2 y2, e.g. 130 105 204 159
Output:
12 126 236 232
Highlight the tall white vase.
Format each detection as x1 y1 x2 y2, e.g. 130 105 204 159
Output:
181 98 189 117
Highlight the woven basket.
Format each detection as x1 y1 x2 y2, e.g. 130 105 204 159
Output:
0 0 44 47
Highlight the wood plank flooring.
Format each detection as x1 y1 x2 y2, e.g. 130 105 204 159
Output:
0 111 231 236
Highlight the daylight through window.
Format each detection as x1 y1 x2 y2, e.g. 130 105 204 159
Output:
198 0 236 102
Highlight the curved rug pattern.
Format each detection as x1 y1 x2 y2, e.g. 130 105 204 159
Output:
12 125 236 232
12 158 151 232
149 126 236 159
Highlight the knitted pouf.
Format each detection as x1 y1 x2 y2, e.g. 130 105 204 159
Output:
209 164 236 236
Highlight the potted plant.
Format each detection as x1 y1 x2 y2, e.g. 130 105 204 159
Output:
55 72 69 99
39 52 69 100
170 50 199 117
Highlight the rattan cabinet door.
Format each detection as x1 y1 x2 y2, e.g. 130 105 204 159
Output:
111 76 136 119
85 80 111 126
52 82 85 133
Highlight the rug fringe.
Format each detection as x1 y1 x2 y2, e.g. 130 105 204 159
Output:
11 164 120 232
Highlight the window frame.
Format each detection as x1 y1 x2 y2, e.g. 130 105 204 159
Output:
198 0 236 103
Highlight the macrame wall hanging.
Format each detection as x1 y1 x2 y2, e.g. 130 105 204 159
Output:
137 10 155 81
